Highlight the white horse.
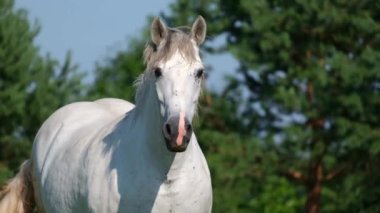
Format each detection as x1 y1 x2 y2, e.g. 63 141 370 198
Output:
0 16 212 213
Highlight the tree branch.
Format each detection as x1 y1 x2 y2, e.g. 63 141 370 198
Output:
323 166 346 182
281 169 307 183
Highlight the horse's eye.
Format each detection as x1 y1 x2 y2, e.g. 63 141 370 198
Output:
154 68 162 78
196 69 204 79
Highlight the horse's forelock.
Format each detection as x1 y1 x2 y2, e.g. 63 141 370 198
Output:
143 28 197 69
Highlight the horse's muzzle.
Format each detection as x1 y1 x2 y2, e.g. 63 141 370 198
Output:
162 115 192 152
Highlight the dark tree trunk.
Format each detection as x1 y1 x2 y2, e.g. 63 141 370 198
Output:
305 163 322 213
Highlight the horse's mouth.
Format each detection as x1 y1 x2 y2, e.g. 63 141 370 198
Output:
164 137 191 152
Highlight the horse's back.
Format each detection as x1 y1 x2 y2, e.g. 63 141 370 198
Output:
32 98 134 212
94 98 135 115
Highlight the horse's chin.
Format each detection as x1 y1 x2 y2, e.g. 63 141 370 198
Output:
164 140 189 152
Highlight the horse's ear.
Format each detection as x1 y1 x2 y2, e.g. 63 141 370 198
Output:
151 17 168 45
191 16 207 45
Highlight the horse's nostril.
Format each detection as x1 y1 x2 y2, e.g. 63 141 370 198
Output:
165 124 172 135
186 124 192 131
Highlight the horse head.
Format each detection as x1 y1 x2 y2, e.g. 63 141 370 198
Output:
142 16 207 152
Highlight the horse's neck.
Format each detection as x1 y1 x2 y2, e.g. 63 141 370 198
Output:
115 80 192 175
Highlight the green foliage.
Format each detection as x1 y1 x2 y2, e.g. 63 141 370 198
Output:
164 0 380 211
0 0 84 172
0 163 12 187
89 37 147 102
199 129 306 213
0 0 37 169
194 93 305 212
249 176 304 213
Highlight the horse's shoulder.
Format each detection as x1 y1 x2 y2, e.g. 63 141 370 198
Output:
33 99 132 172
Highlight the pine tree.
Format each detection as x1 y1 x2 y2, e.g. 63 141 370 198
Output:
0 0 83 182
0 0 38 169
89 37 146 102
165 0 380 212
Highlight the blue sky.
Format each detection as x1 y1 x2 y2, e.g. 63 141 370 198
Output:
15 0 237 92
